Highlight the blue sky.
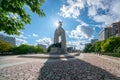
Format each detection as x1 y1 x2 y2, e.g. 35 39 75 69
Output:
1 0 120 50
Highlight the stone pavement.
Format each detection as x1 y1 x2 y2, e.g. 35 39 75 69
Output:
0 53 120 80
81 54 120 77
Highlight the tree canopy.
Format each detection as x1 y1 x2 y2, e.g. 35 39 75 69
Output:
101 37 120 52
83 37 120 53
83 44 92 53
12 44 44 54
0 39 13 53
0 0 45 35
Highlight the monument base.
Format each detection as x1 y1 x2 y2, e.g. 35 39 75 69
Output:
50 47 67 54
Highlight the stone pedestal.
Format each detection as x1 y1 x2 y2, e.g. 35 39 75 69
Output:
50 47 67 54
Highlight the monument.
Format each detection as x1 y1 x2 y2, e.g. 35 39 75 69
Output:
50 21 67 54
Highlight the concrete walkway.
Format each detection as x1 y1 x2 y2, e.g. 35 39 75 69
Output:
0 53 120 80
98 55 120 64
0 53 81 69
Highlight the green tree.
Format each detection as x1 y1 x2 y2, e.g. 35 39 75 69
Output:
89 44 95 52
12 44 44 54
101 37 120 52
0 39 13 53
94 41 102 52
35 46 44 53
0 0 45 35
12 44 30 54
100 40 106 52
116 47 120 53
83 43 92 53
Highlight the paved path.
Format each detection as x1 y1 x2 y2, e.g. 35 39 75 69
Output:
0 53 120 80
97 54 120 64
0 55 47 69
0 53 80 69
80 54 120 77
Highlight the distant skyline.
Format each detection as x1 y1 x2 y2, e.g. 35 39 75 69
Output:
1 0 120 50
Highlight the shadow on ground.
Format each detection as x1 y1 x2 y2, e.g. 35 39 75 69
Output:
37 53 120 80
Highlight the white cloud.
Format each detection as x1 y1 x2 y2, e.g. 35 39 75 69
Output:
76 19 88 26
36 37 53 47
10 32 28 39
16 38 28 46
67 40 87 50
69 25 94 39
88 6 97 16
59 0 120 27
87 0 104 8
87 0 120 25
17 34 27 39
14 32 28 45
66 30 69 34
111 0 120 16
32 33 38 37
93 15 114 25
59 0 86 18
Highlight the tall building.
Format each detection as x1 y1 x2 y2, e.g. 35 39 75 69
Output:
99 27 109 41
110 21 120 37
0 34 16 46
99 21 120 41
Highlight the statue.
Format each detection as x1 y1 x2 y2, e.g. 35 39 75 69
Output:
50 21 67 54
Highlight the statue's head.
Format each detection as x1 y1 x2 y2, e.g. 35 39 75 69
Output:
58 21 62 27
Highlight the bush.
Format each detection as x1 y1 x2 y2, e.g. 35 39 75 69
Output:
83 37 120 57
102 37 120 53
89 44 95 52
12 44 44 54
12 44 29 54
0 39 13 53
35 46 44 53
94 41 102 52
83 44 92 53
114 47 120 53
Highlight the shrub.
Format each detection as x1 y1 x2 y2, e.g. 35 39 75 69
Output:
114 47 120 53
35 46 44 53
83 44 92 53
12 44 44 54
0 39 13 53
94 41 102 52
89 44 95 52
102 37 120 53
12 44 29 54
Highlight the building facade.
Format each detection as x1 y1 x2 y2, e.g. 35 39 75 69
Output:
99 21 120 41
99 27 109 41
0 34 16 46
111 22 120 37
